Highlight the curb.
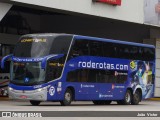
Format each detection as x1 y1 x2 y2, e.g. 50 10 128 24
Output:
0 97 9 101
148 98 160 101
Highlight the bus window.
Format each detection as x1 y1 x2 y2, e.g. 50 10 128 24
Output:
67 69 128 84
67 70 78 82
69 40 89 58
88 69 98 83
103 42 116 58
138 47 144 60
121 46 129 59
143 47 155 61
46 57 65 82
89 41 103 56
49 36 72 55
78 69 89 82
114 71 128 83
67 69 89 82
14 36 72 57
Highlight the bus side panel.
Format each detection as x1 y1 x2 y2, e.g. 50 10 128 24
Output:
47 81 65 101
47 59 155 101
65 56 129 101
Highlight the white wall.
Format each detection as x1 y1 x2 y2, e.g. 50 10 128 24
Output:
0 2 12 21
10 0 144 24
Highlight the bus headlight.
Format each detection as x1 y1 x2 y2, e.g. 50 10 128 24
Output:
8 87 13 91
36 87 47 92
37 88 42 92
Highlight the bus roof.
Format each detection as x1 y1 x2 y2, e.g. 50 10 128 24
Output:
21 33 155 48
74 35 155 48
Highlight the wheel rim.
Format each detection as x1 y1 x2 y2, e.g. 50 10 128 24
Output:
126 92 131 103
65 92 71 102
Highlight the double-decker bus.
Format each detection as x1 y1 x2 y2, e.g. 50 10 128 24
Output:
1 33 155 106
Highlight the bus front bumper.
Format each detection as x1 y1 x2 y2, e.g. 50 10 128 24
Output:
8 87 47 101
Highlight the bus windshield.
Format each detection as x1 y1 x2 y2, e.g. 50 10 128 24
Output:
14 35 72 57
11 62 45 85
11 34 72 85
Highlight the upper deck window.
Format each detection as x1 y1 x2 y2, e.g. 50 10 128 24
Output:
14 35 72 58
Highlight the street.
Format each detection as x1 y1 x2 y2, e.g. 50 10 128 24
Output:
0 98 160 120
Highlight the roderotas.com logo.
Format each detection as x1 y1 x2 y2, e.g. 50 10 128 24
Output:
78 60 128 70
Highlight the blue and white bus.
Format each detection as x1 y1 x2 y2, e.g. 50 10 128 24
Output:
1 33 155 106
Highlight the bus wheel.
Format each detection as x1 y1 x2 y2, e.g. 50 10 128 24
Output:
60 89 72 106
30 100 41 106
131 90 140 105
117 90 132 105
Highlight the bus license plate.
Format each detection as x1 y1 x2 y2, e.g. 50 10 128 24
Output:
20 95 27 99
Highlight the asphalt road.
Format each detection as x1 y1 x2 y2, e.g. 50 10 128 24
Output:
0 99 160 120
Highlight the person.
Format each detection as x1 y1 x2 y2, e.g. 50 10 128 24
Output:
24 68 34 79
144 0 160 25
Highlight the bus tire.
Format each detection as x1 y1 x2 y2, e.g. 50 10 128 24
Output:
30 100 41 106
60 88 72 106
131 90 141 105
117 90 132 105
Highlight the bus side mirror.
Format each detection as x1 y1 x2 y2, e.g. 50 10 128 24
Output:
1 54 13 69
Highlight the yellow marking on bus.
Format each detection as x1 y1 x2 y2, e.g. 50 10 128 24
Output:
130 61 136 69
21 38 46 43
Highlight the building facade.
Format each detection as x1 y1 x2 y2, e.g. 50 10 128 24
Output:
0 0 160 96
